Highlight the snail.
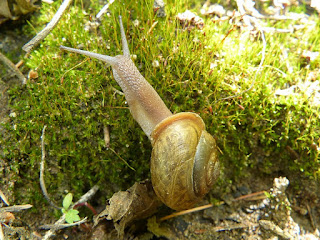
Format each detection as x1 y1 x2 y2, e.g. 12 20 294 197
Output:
60 16 219 210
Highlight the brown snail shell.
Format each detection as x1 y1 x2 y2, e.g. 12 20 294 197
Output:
150 112 219 210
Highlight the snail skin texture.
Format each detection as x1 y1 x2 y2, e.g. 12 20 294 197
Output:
60 16 219 210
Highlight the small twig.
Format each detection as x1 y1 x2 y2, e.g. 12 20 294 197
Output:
0 204 32 213
42 216 66 240
39 217 88 230
147 21 158 35
306 203 316 230
0 190 9 206
103 125 110 148
0 224 4 240
96 0 115 20
15 60 24 68
40 125 60 210
0 52 26 84
160 203 223 221
74 185 99 205
233 191 267 201
22 0 73 53
214 223 259 232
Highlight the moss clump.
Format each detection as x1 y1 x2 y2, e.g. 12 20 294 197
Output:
1 0 319 209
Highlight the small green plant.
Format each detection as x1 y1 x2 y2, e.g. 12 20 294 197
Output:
61 193 80 224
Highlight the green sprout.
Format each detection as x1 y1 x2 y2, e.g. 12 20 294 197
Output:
61 193 80 224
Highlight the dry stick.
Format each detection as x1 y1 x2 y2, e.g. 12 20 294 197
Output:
147 21 158 35
103 125 110 148
22 0 73 54
96 0 115 20
0 224 4 240
0 190 9 206
0 204 33 213
161 191 268 221
160 203 223 221
39 217 88 230
40 125 61 210
0 52 26 84
306 203 316 230
233 190 267 201
214 223 259 232
75 185 99 205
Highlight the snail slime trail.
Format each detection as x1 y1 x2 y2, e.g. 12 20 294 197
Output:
60 16 219 211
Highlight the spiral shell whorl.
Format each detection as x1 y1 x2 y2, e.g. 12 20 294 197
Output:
150 112 219 210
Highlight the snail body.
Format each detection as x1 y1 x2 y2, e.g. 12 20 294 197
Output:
60 16 219 210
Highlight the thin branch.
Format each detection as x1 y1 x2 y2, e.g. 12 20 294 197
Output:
0 190 9 206
39 217 87 230
160 203 224 221
74 185 99 206
42 216 67 240
0 204 32 213
40 125 60 210
96 0 115 20
306 203 316 230
0 224 4 240
147 21 158 35
22 0 73 53
214 223 259 232
233 191 267 201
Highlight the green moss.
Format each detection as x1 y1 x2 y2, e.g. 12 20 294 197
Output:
1 0 319 210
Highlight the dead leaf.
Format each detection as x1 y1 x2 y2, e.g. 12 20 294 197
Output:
94 180 162 238
0 0 40 24
0 0 12 18
13 0 39 15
